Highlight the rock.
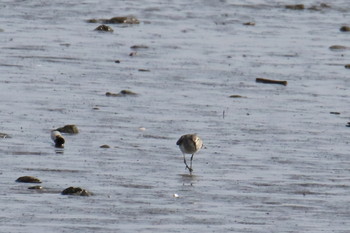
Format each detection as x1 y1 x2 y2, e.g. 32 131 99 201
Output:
345 64 350 69
130 45 149 49
329 45 348 51
105 90 138 97
229 95 246 98
100 144 110 148
61 187 91 196
340 26 350 32
28 185 43 190
285 4 305 10
120 90 138 95
16 176 42 183
243 22 255 26
51 130 65 148
107 16 140 24
55 125 79 134
105 92 119 97
87 16 140 24
94 24 114 32
308 3 331 11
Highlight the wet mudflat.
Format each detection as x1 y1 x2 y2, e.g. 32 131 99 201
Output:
0 0 350 232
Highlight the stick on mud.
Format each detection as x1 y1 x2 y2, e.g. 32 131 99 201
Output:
256 78 288 86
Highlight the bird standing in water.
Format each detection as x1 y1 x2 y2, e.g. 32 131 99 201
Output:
176 134 203 174
51 130 65 148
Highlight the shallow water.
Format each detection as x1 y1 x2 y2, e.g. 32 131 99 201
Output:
1 0 350 232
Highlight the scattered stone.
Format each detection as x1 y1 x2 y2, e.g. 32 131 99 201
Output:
329 45 349 51
330 112 340 115
243 22 255 26
105 92 119 97
28 185 43 190
308 3 331 11
61 187 91 196
120 90 138 95
100 144 110 148
94 24 114 32
16 176 42 183
285 4 305 10
51 130 65 148
229 95 246 98
106 90 138 97
55 125 79 134
256 78 287 86
129 51 137 56
115 60 121 63
346 122 350 127
0 132 10 138
340 26 350 32
87 16 140 24
345 64 350 69
130 45 149 49
138 69 150 72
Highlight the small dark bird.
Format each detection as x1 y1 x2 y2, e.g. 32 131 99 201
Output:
176 134 203 174
51 130 65 148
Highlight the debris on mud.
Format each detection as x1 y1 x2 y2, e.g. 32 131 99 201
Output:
329 45 349 51
130 45 149 49
61 187 91 196
243 22 255 26
285 4 305 10
229 95 246 98
94 24 114 32
28 185 43 190
256 78 287 86
55 125 79 134
105 90 138 97
16 176 42 183
340 26 350 32
87 16 140 24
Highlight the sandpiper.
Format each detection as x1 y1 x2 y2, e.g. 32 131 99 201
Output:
176 134 203 174
51 130 65 148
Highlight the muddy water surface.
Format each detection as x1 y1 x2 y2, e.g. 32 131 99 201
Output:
1 0 350 232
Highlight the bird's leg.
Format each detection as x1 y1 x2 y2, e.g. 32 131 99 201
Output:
183 154 192 172
190 154 194 173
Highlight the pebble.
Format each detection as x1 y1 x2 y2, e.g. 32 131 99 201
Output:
106 90 138 97
340 26 350 32
61 187 91 196
94 24 114 32
28 185 43 190
55 125 79 134
87 16 140 24
285 4 304 10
